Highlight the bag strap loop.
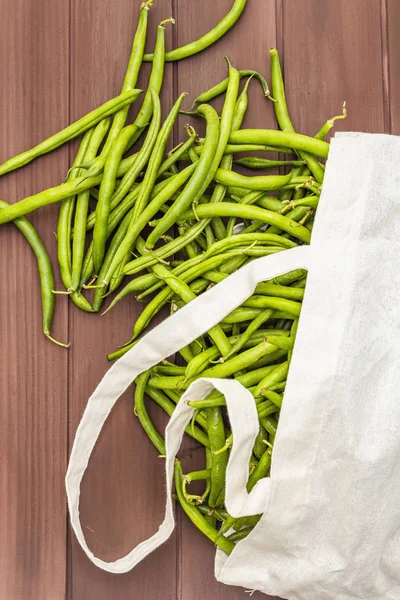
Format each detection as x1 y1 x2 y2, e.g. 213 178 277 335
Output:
66 245 310 573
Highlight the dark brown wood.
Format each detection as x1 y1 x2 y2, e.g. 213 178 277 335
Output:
67 2 177 599
387 0 400 134
0 1 69 599
0 1 393 598
281 0 386 137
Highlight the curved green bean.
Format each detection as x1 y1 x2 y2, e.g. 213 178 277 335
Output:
230 129 329 157
0 89 141 177
0 200 68 348
143 0 247 62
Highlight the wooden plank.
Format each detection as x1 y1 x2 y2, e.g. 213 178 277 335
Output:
386 0 400 133
0 1 69 599
281 0 385 138
67 2 177 598
175 1 279 598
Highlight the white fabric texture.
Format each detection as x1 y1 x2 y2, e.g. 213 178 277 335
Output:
66 132 400 599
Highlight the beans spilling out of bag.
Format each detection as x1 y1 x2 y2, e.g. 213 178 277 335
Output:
0 0 346 551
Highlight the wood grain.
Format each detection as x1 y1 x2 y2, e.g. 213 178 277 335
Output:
67 2 177 599
0 1 392 598
0 1 69 599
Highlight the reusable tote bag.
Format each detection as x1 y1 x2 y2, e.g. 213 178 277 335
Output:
66 132 400 600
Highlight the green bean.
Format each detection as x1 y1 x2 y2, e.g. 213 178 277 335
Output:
255 362 289 396
145 386 209 447
315 102 347 140
133 92 187 222
154 62 239 247
205 224 215 249
269 48 324 183
235 157 304 169
0 90 141 178
145 104 221 249
230 129 329 158
222 309 274 361
258 402 279 419
0 200 69 348
199 339 287 380
182 469 211 504
254 425 268 459
108 243 203 308
210 217 227 240
93 92 188 286
279 195 319 215
71 119 111 291
247 448 271 491
159 126 197 175
92 91 162 273
206 407 228 507
227 527 253 543
140 262 231 356
188 69 270 111
99 163 196 296
134 371 165 455
180 203 311 243
204 232 297 257
263 390 283 409
236 363 284 388
82 1 151 178
174 461 234 554
214 168 291 190
107 89 162 215
259 416 278 440
131 18 172 136
288 317 299 365
113 219 213 279
92 209 136 311
57 129 93 291
153 365 186 376
144 0 247 62
243 296 302 316
184 330 287 381
222 307 265 324
92 124 140 273
0 171 103 224
208 62 246 237
192 143 295 156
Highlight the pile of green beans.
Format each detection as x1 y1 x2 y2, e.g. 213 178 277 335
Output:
0 0 344 551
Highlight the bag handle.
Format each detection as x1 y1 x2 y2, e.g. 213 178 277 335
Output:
66 245 311 573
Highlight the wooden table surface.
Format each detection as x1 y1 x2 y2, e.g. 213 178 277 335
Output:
1 1 398 598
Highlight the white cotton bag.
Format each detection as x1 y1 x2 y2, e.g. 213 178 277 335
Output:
66 132 400 600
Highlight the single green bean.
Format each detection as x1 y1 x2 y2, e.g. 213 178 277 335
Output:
179 203 311 243
143 0 247 62
0 90 141 178
0 200 69 348
235 157 304 169
188 69 270 110
206 407 228 507
134 371 165 455
71 119 111 291
270 48 325 183
254 362 289 396
230 129 329 158
57 129 93 290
